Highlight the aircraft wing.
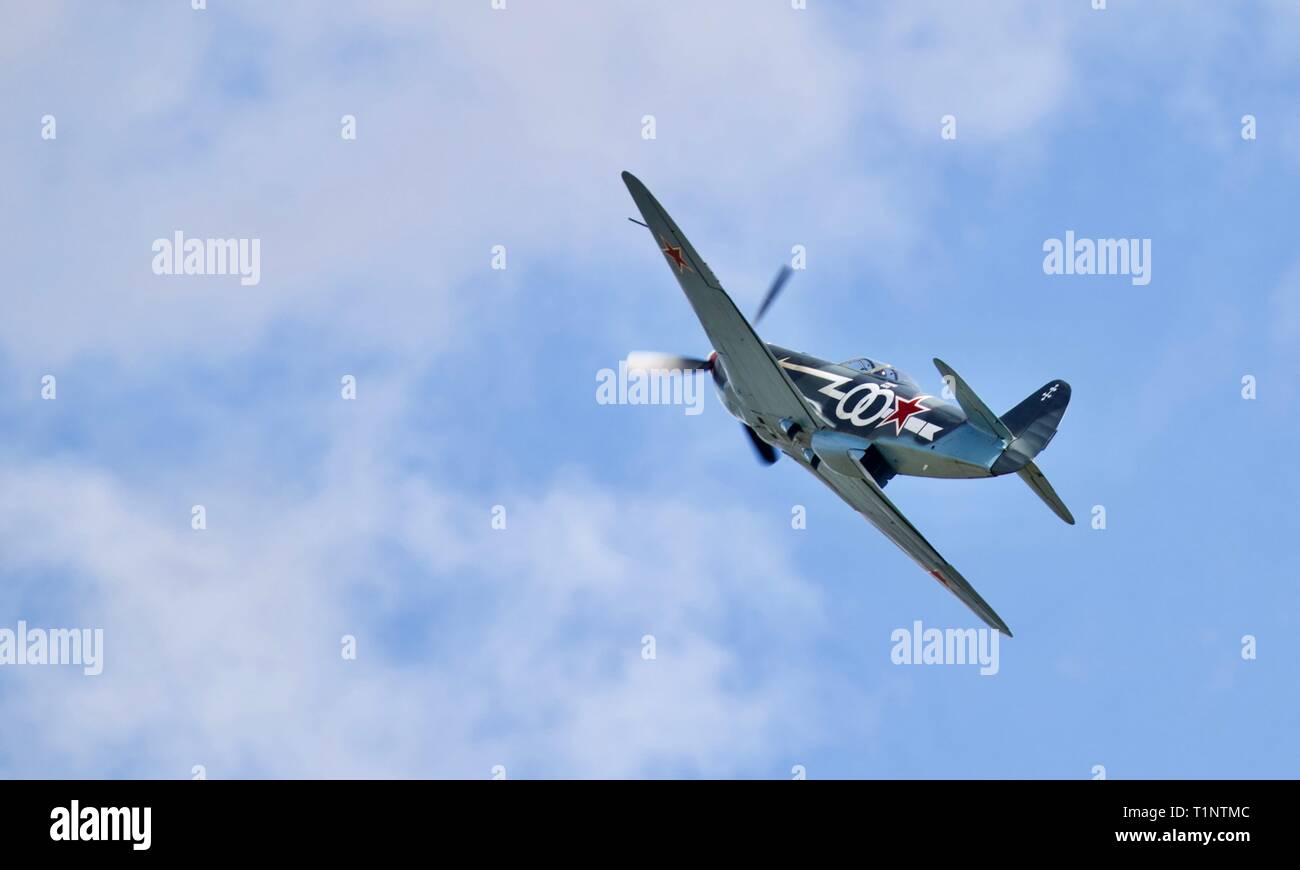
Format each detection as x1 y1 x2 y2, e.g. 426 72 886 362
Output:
622 171 817 432
818 467 1013 636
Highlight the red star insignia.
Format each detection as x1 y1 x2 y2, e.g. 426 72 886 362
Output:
875 393 931 436
659 235 691 273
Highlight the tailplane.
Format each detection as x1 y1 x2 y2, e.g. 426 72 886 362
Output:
1015 460 1075 525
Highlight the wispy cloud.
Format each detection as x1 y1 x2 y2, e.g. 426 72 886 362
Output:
4 0 1299 779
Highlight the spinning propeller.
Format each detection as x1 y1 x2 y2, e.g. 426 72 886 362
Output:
628 265 794 465
624 351 711 372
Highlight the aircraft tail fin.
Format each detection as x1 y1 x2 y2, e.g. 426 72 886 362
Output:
992 379 1071 472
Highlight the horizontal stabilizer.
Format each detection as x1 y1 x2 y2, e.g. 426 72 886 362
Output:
1015 460 1075 525
932 358 1013 443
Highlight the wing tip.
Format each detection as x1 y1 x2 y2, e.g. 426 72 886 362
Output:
988 611 1014 637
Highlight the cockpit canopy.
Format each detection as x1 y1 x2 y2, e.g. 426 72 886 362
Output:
839 357 919 389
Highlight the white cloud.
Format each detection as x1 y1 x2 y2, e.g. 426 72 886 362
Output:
0 0 1081 367
0 408 828 777
14 0 1256 778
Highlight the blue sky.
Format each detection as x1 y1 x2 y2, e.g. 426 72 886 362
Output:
0 0 1297 778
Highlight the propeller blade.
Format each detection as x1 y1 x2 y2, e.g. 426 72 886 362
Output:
626 352 711 371
753 265 794 325
741 423 778 465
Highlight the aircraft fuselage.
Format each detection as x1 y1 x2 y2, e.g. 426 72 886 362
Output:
711 344 1007 482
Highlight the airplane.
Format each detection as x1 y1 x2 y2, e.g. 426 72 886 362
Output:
621 171 1074 636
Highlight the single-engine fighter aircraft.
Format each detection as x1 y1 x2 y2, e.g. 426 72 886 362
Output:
621 171 1074 636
